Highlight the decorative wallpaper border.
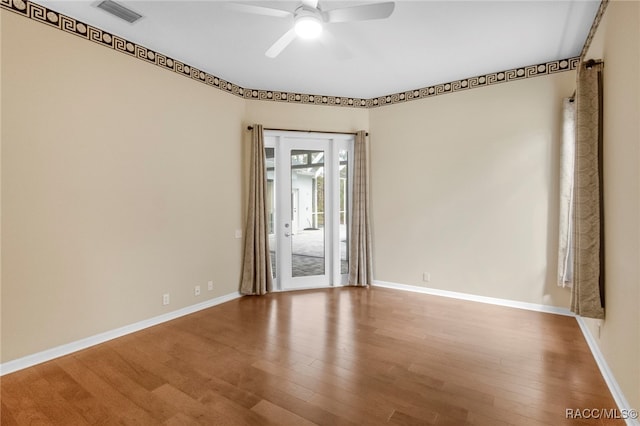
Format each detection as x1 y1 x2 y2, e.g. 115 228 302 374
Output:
368 58 578 108
579 0 609 61
2 0 581 109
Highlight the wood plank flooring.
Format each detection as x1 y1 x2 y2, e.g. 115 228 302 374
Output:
1 287 622 425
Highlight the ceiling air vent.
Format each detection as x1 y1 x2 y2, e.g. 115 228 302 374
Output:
96 0 142 23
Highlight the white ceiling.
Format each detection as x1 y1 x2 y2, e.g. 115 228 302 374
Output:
39 0 600 99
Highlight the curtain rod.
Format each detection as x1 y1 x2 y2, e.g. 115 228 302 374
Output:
569 59 603 102
247 126 368 137
584 59 603 69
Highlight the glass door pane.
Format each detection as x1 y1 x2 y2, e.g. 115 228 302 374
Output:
265 147 276 278
339 149 349 275
290 149 325 277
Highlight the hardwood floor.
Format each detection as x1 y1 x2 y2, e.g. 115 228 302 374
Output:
1 287 622 425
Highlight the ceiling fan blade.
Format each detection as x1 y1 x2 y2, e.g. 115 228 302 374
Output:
226 3 292 18
324 2 395 23
301 0 319 8
265 28 297 58
319 30 353 60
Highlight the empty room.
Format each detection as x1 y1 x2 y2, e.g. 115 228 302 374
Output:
1 0 639 424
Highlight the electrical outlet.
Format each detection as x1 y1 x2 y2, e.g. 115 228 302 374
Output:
194 285 201 296
208 281 213 291
235 229 242 239
163 293 170 305
422 272 431 282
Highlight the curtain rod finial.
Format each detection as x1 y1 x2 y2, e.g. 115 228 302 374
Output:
584 59 603 69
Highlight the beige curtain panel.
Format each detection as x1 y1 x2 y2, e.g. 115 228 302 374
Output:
240 124 273 295
558 98 576 288
349 130 373 286
571 61 605 319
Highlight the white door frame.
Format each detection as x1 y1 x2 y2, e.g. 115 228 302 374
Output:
264 130 354 291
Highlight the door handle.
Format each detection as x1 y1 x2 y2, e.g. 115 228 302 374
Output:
284 232 290 237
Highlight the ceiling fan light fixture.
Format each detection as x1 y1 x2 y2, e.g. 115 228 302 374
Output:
295 16 323 39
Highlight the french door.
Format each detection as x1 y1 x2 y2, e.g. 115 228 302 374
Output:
264 131 353 291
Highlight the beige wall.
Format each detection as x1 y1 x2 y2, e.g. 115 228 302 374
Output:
1 11 247 362
0 10 370 363
581 0 640 409
369 72 575 308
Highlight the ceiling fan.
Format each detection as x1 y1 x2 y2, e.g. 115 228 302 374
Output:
228 0 395 58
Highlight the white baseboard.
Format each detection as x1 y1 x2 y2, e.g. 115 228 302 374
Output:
575 317 640 426
0 291 242 376
373 280 638 425
373 280 574 316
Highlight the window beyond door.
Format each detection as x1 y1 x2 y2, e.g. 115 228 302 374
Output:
290 149 326 278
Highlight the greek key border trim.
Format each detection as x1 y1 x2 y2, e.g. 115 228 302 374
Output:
580 0 609 61
2 0 582 109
